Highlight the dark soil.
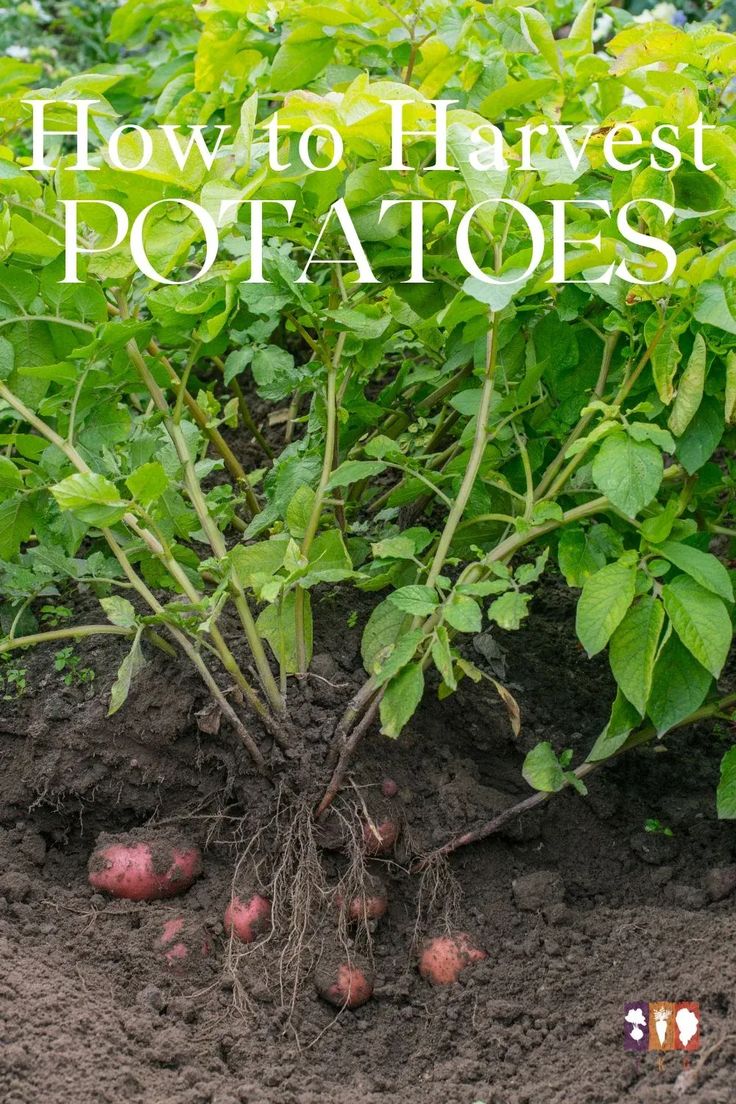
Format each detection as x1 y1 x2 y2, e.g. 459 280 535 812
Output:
1 584 735 1104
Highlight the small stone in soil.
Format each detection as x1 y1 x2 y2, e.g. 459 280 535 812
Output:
704 865 736 902
136 985 166 1012
512 870 565 912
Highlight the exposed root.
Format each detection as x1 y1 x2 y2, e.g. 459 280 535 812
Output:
411 853 461 956
269 790 330 1019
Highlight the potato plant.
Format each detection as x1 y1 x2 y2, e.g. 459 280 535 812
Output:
0 0 735 833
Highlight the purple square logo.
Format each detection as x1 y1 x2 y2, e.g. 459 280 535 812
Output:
624 1002 649 1051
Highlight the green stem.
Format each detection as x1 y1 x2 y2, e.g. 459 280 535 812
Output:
295 331 346 674
121 328 284 716
426 311 499 590
1 625 133 651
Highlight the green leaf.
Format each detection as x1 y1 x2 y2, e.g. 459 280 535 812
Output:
327 460 387 490
558 527 607 587
657 541 734 602
726 351 736 425
640 499 679 544
576 556 637 657
592 434 663 518
519 7 562 73
647 635 712 736
301 530 353 586
51 472 127 526
285 484 316 540
100 596 137 629
0 335 15 381
693 281 736 335
609 596 665 715
389 585 439 617
668 334 707 437
662 575 732 678
256 589 312 674
231 537 289 587
488 591 531 630
717 746 736 819
270 36 334 92
108 630 146 716
361 598 406 675
522 742 566 793
650 323 681 405
126 462 169 506
0 495 33 560
379 662 424 739
675 397 723 474
371 535 417 561
587 691 642 762
431 625 457 692
0 457 22 498
373 629 424 686
445 593 482 633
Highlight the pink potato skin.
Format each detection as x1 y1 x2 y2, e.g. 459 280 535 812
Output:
318 964 373 1009
158 916 210 966
88 842 202 901
381 778 399 798
336 889 388 923
362 818 399 856
418 933 487 985
224 893 272 943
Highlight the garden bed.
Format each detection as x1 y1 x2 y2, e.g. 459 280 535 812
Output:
2 586 734 1104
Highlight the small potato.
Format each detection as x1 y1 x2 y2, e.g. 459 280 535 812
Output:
362 817 399 856
335 876 388 923
315 954 374 1009
418 932 487 985
224 892 272 944
381 778 399 798
88 834 202 901
158 916 210 967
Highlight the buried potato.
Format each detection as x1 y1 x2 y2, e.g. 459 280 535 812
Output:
315 952 374 1009
418 932 487 985
362 814 400 856
224 891 272 944
88 831 202 901
156 915 211 969
335 874 388 923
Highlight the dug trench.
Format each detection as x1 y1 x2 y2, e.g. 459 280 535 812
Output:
0 582 734 1104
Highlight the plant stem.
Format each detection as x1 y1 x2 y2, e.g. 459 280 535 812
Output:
426 310 499 589
212 356 274 461
535 331 620 501
0 625 133 651
121 326 284 716
294 331 346 673
148 340 260 516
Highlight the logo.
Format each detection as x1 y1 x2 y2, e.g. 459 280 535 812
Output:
624 1002 700 1052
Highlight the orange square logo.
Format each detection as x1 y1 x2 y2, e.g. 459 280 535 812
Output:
649 1002 676 1050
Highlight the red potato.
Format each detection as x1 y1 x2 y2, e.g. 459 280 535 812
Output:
362 817 399 856
381 778 399 798
88 834 202 901
224 892 272 944
335 876 388 923
158 915 211 968
315 955 374 1009
418 932 487 985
